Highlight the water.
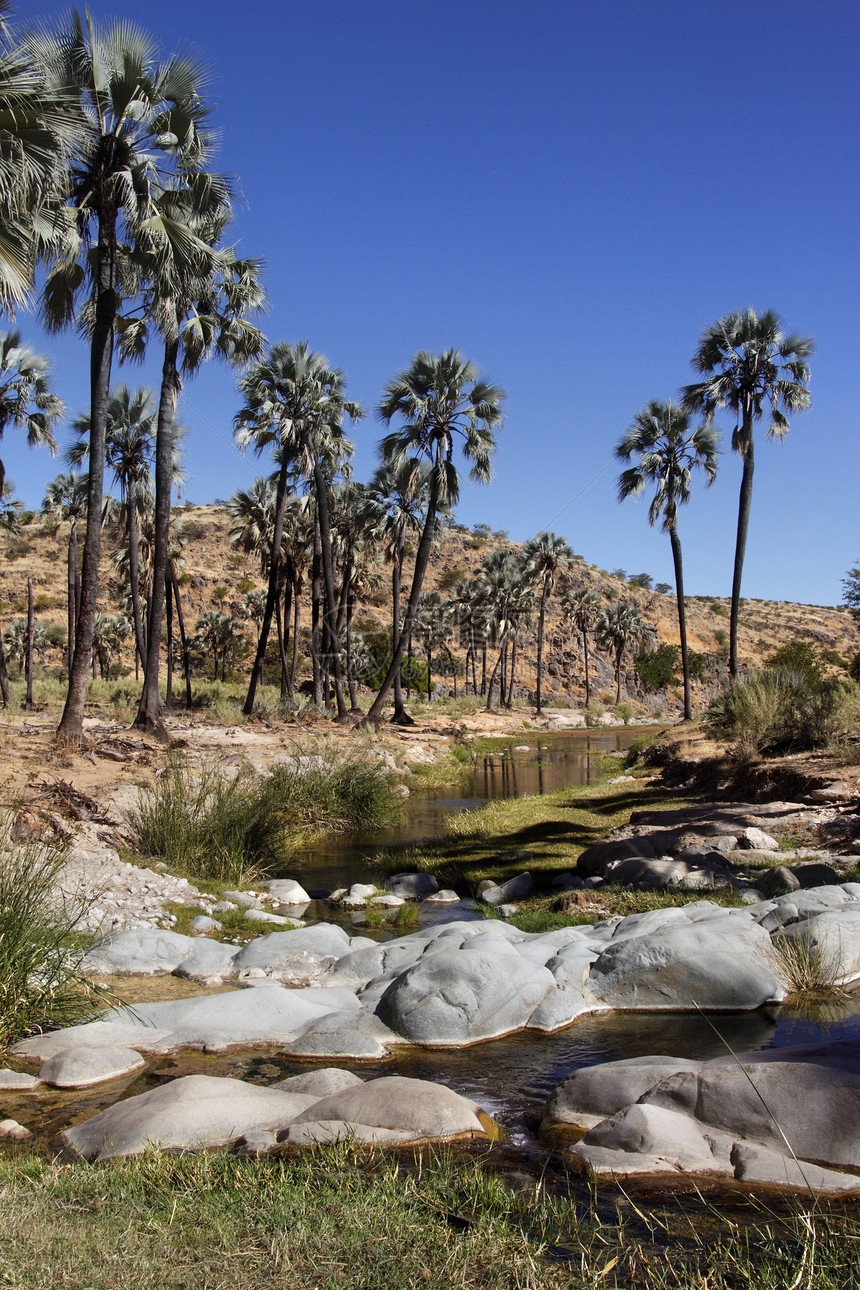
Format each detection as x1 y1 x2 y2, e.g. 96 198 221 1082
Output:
283 728 644 901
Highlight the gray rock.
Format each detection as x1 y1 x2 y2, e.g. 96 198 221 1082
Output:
495 904 519 918
545 1056 703 1127
0 1069 41 1090
38 1045 146 1089
790 863 841 888
757 866 801 897
243 909 298 927
174 938 238 981
604 857 689 888
222 891 262 909
236 951 336 989
0 1118 33 1142
279 1119 416 1146
568 1102 734 1178
230 1129 278 1157
423 888 460 903
212 900 238 914
231 925 351 973
740 889 765 904
739 827 779 851
189 915 222 934
266 879 311 905
61 1075 321 1160
273 1068 365 1097
385 872 439 900
287 1075 491 1141
479 872 534 905
576 839 651 878
376 946 554 1045
81 929 194 976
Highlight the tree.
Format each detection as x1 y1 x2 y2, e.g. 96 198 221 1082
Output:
616 399 718 719
234 341 361 718
562 587 600 705
842 564 860 621
523 530 573 714
42 11 210 744
42 470 88 679
363 349 504 725
683 309 814 679
123 193 265 735
0 329 62 498
596 601 646 704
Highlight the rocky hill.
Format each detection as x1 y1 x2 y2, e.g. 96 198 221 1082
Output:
2 504 857 714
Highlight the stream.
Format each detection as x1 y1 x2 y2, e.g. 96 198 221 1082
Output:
8 729 860 1197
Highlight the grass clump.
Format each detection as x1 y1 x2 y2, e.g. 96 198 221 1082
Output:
0 820 98 1051
768 926 852 1000
130 743 401 884
707 669 860 757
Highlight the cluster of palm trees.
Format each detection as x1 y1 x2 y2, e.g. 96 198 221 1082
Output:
0 7 815 734
617 308 814 720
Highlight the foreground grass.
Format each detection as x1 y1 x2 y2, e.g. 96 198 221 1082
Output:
0 1149 856 1290
380 771 691 889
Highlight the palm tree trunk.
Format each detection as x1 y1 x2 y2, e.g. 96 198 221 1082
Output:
481 640 487 696
312 462 347 720
729 410 754 680
583 630 591 706
0 617 11 705
165 572 173 710
536 585 547 713
127 492 147 671
669 523 692 720
615 647 623 704
291 588 301 692
391 541 411 723
282 575 293 698
363 444 445 725
243 458 290 715
486 648 503 710
346 582 360 711
426 646 432 701
507 634 517 708
135 336 179 736
170 564 192 710
311 515 322 706
57 216 116 744
25 576 33 708
67 526 77 681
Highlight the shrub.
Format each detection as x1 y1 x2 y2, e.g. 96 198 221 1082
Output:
763 639 823 686
768 926 851 999
583 700 604 727
613 701 635 724
0 822 97 1051
709 601 728 617
635 643 679 693
707 669 860 757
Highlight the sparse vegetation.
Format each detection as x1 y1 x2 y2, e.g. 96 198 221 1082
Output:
707 669 860 757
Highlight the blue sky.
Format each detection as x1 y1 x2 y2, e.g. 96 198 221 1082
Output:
7 0 859 606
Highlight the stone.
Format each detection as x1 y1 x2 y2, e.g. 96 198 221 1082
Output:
568 1103 735 1179
38 1045 146 1089
757 866 801 897
231 924 350 973
790 863 841 888
287 1075 491 1141
423 889 460 904
189 915 222 934
0 1069 41 1090
385 872 439 900
236 951 336 989
173 938 238 981
280 1119 416 1146
212 900 238 913
266 879 311 905
221 891 262 908
81 929 195 976
545 1057 703 1128
603 857 689 888
0 1118 33 1142
479 872 534 905
273 1068 365 1098
376 945 554 1045
243 909 298 927
739 827 780 851
576 839 652 878
370 894 405 908
60 1075 321 1161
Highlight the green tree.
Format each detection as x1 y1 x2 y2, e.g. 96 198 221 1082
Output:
842 563 860 621
523 530 573 715
562 587 600 705
683 309 813 679
0 329 62 498
616 399 718 719
596 601 646 705
234 341 362 718
42 11 210 744
42 470 88 679
364 349 504 725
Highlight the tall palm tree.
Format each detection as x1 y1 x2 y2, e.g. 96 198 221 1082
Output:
0 329 63 497
364 348 504 725
616 400 718 719
596 601 646 705
367 458 430 723
42 470 88 679
523 530 573 715
122 191 265 734
234 341 362 717
683 309 814 678
41 11 210 744
0 12 79 313
562 586 600 706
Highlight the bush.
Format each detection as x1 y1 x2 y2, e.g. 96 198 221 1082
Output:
613 701 635 724
707 669 860 757
763 639 823 686
130 743 401 883
0 822 97 1051
635 643 679 692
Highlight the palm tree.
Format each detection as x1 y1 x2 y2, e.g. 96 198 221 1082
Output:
123 193 265 735
363 349 504 725
91 612 131 680
367 458 430 723
41 12 210 744
683 309 814 678
562 587 600 706
234 341 361 718
0 329 63 497
523 530 573 715
596 601 646 705
0 13 78 313
42 470 88 679
616 400 718 719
